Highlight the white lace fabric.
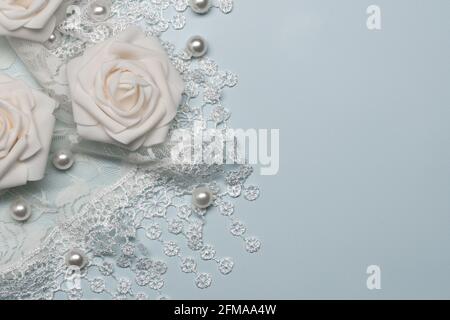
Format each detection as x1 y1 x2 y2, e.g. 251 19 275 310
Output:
0 0 261 300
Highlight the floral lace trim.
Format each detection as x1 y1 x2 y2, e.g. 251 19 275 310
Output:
0 164 261 299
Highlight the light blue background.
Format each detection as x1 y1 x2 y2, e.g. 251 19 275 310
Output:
162 0 450 299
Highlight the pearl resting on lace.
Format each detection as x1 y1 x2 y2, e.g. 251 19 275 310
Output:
190 0 212 14
66 249 88 268
186 35 208 58
44 32 62 50
192 187 213 209
88 0 112 22
10 200 31 222
48 34 57 43
94 6 107 15
52 150 75 171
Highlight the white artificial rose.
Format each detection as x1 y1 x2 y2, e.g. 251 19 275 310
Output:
0 0 64 42
0 73 56 190
67 27 185 151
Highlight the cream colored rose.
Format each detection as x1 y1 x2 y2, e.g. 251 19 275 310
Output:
67 27 185 151
0 0 64 42
0 73 56 190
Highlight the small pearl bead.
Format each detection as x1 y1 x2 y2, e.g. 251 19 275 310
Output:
52 150 74 171
190 0 211 14
66 249 87 268
10 200 31 222
88 1 111 21
93 6 106 15
186 35 208 58
192 187 213 209
44 32 61 49
48 33 57 43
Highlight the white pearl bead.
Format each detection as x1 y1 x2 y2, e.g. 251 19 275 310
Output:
48 33 57 43
44 32 61 49
10 200 31 222
52 150 74 171
88 0 111 21
93 6 106 15
186 35 208 58
192 187 213 209
65 249 87 268
190 0 211 14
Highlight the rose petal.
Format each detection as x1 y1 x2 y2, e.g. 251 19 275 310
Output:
0 137 27 183
105 104 166 147
143 125 171 147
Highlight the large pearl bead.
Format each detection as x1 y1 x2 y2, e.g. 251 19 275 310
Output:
190 0 211 14
192 187 213 209
52 150 74 171
88 0 111 21
186 35 208 58
66 249 87 269
10 200 31 222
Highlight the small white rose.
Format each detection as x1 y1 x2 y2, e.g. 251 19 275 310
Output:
0 73 57 190
0 0 64 42
67 27 185 151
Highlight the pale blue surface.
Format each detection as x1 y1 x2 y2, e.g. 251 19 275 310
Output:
3 0 450 299
162 0 450 299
